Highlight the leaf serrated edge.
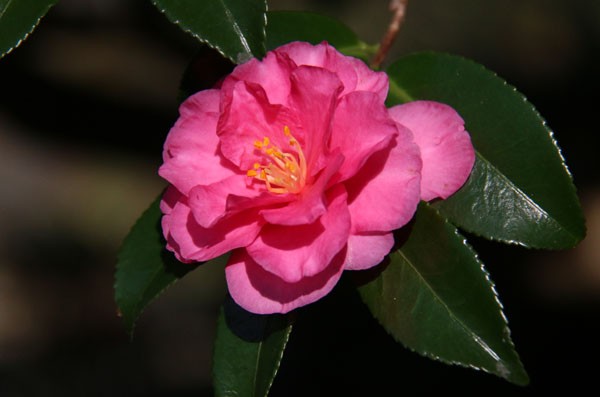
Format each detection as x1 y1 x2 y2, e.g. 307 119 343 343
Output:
454 152 582 249
260 317 293 397
114 259 181 336
114 198 160 335
362 204 528 385
150 0 267 63
212 309 293 397
114 196 193 336
453 51 584 231
387 51 586 247
427 205 526 384
0 0 57 59
149 0 234 63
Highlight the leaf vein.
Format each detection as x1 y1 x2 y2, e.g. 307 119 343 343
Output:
0 0 13 20
218 0 251 56
397 246 499 361
252 337 263 397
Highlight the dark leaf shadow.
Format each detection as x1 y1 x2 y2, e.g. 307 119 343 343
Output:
223 294 291 342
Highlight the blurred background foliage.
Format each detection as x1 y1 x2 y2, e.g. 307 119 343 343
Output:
0 0 598 395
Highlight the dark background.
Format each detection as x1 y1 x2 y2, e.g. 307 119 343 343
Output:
0 0 598 395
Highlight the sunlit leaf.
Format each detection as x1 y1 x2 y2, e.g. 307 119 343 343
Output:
358 203 528 385
386 52 585 249
152 0 267 63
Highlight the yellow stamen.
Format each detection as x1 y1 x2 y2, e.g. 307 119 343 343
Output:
246 126 307 194
254 137 270 149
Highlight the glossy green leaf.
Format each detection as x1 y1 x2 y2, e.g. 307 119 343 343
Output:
151 0 267 63
386 52 585 249
0 0 57 58
265 11 376 60
359 203 528 384
115 196 227 334
213 296 293 397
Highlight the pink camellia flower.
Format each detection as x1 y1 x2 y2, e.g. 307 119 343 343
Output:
159 42 475 314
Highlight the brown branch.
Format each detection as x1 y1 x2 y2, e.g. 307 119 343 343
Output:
371 0 408 69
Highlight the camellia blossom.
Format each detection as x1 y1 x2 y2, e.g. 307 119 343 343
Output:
159 42 475 314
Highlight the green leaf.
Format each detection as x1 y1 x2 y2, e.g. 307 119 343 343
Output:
151 0 267 63
358 203 528 385
115 195 227 335
213 295 293 397
0 0 57 59
265 10 376 60
386 52 585 249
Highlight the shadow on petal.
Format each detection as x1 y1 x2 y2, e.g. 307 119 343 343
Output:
246 248 346 304
226 248 347 314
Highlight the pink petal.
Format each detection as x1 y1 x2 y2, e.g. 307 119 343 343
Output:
331 91 398 181
277 41 388 101
164 199 263 263
160 185 182 216
188 175 260 228
346 55 389 102
225 247 347 314
345 232 394 270
247 185 350 283
161 186 188 262
218 81 299 170
276 41 329 69
221 50 296 106
287 65 343 176
159 90 237 195
345 124 422 233
389 101 475 201
188 174 294 228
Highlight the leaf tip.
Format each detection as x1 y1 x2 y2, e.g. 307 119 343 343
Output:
502 362 530 386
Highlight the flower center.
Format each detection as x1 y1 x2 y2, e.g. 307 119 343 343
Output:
247 126 307 194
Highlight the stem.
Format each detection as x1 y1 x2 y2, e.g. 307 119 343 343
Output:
371 0 408 69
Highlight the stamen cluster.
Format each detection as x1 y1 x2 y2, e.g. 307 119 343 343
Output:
247 126 307 194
